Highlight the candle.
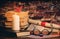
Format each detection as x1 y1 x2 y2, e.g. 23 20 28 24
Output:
12 13 20 31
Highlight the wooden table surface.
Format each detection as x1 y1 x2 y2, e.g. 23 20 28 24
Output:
0 36 60 39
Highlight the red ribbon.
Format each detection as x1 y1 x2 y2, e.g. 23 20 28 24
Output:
41 22 46 27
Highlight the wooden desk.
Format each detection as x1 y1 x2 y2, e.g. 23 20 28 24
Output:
0 27 60 39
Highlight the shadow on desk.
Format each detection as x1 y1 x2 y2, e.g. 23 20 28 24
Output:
0 26 16 37
0 26 60 39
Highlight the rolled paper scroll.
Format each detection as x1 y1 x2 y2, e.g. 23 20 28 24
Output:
36 26 59 32
29 19 60 29
27 24 59 32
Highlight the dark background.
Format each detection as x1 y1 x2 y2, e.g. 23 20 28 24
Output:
0 0 60 7
0 0 60 3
